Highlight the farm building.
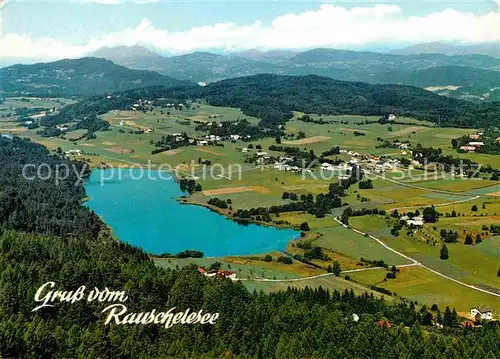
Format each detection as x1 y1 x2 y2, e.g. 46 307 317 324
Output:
468 142 484 147
470 307 493 320
460 146 476 152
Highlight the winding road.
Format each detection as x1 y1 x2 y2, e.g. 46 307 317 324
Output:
247 218 500 300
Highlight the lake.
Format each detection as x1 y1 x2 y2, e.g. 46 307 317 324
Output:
84 169 299 257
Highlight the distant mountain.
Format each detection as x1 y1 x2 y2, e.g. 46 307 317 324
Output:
376 66 500 88
0 57 191 97
91 46 282 82
149 51 281 83
83 45 500 101
287 48 500 71
91 45 165 68
391 41 500 58
232 49 300 61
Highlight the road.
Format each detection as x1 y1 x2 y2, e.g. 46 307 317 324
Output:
332 217 500 298
249 219 500 298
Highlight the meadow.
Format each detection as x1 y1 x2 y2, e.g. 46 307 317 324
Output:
349 215 500 290
348 266 500 312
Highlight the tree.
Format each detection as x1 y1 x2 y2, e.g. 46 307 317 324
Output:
423 206 439 223
299 222 310 231
475 234 482 244
471 205 478 212
440 244 449 260
263 255 273 262
443 307 455 327
464 234 473 245
332 261 341 276
209 262 222 271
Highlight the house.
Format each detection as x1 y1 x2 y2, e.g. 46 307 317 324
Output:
56 124 70 132
471 307 493 320
65 149 82 156
469 134 481 140
460 146 476 152
468 142 484 147
388 114 396 121
407 219 424 226
119 120 125 126
256 151 268 157
197 140 208 146
376 320 392 328
402 215 424 226
241 148 249 153
197 267 207 275
229 134 241 141
216 270 238 281
321 163 335 171
460 320 476 328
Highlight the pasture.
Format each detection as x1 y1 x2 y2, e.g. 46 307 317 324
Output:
348 266 500 312
349 215 500 290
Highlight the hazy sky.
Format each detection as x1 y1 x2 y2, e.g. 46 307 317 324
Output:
1 0 499 62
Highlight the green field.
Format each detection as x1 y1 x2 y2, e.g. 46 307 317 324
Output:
349 266 500 312
314 225 412 266
349 215 500 290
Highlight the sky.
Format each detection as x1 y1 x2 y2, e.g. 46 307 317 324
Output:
1 0 500 63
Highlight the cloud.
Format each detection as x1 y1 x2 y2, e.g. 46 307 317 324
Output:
2 4 499 60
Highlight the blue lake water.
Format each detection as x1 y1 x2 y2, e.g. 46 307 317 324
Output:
84 169 299 257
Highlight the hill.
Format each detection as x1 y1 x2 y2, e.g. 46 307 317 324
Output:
191 74 500 127
391 41 500 58
0 57 191 97
374 66 500 88
50 74 500 130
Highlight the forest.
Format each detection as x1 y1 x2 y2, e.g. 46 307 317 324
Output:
41 73 500 134
1 135 500 358
0 136 102 240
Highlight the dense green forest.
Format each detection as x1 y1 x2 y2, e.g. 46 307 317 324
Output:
192 74 500 127
0 57 191 97
1 135 500 358
0 136 102 239
44 74 500 131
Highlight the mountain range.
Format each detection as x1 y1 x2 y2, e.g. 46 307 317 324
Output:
89 45 500 101
391 41 500 58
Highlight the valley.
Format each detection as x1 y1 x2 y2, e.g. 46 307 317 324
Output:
2 91 499 313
